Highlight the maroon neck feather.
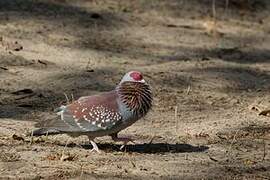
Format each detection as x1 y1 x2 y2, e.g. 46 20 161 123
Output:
117 81 152 117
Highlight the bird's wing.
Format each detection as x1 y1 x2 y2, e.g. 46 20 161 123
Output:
54 90 122 133
34 112 82 132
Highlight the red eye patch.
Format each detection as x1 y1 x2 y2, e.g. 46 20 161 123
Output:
130 71 143 81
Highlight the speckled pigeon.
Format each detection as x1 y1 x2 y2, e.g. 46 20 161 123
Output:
32 71 152 152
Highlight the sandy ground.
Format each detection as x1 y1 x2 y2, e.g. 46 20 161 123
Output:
0 0 270 179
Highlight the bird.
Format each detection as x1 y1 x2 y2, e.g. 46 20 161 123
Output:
32 71 152 153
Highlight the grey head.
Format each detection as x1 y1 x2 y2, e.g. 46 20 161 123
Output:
116 71 152 126
119 71 146 84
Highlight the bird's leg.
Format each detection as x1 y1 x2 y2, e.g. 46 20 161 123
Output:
88 136 101 153
63 92 70 104
61 137 71 158
111 133 135 150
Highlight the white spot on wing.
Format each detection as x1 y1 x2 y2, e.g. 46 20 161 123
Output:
76 122 88 131
82 108 87 112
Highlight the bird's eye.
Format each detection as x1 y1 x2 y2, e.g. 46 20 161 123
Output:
130 72 143 81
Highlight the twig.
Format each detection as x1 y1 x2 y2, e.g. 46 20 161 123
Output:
259 109 270 116
207 153 218 162
30 130 34 145
186 76 192 95
80 164 84 179
86 58 93 71
225 0 229 13
227 129 239 155
63 92 70 104
175 106 178 134
71 93 74 102
148 136 155 145
61 137 71 158
185 154 188 160
212 0 216 19
40 163 80 170
45 131 49 141
186 85 191 95
262 139 266 161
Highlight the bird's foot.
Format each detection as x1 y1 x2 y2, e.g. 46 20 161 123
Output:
87 136 101 153
89 140 101 153
112 136 135 150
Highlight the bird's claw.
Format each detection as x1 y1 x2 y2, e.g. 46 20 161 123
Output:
89 140 101 153
90 146 101 153
112 136 135 150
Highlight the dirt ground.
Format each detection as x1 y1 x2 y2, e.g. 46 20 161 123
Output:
0 0 270 179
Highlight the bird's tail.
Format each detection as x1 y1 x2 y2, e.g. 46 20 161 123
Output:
31 128 61 136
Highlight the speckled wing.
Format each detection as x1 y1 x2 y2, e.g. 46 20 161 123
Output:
58 90 122 133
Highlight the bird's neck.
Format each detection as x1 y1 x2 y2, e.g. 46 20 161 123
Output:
117 81 152 118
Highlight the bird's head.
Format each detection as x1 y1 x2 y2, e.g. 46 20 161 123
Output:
120 71 145 84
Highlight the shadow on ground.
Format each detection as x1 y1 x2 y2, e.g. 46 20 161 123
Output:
66 142 209 154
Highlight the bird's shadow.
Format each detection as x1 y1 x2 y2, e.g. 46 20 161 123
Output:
65 142 208 154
